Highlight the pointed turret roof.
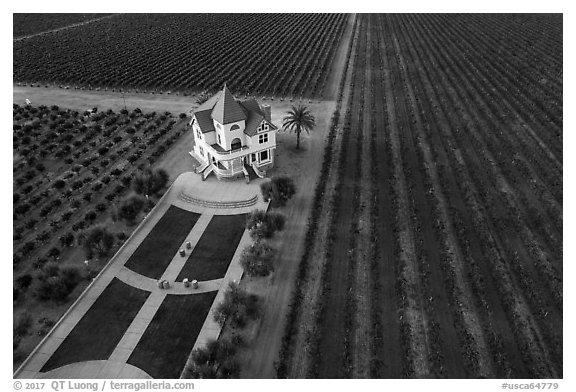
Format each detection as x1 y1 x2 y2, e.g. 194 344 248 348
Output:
210 85 247 124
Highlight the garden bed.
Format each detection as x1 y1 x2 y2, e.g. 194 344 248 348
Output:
127 291 218 379
40 278 149 372
124 206 200 279
176 214 247 282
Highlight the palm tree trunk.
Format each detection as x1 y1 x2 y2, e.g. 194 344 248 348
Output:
296 125 301 149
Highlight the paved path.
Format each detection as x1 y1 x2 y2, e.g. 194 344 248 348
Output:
15 171 269 379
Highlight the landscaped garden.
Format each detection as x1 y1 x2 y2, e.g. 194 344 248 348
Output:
124 205 201 279
176 214 247 282
41 278 150 372
127 291 218 379
13 103 189 369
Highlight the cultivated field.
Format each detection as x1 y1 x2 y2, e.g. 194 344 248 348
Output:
277 13 562 379
14 14 348 99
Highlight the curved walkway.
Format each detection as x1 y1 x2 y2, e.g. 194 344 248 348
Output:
117 266 224 294
14 171 268 379
37 360 152 379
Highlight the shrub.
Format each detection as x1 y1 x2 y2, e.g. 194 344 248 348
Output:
260 176 296 207
47 247 61 259
15 203 31 215
33 263 82 302
52 179 66 189
15 274 33 292
71 180 83 190
84 211 97 222
14 312 33 336
240 242 276 277
61 211 73 221
59 232 75 247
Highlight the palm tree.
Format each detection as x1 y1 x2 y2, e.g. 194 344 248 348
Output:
282 105 316 150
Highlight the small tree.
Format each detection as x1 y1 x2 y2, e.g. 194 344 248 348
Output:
82 226 115 259
185 338 241 379
33 263 82 302
14 312 33 337
132 168 170 196
260 176 296 207
213 282 260 328
246 210 285 239
118 195 146 225
240 242 276 277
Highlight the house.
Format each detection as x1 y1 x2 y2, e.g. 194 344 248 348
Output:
189 85 277 181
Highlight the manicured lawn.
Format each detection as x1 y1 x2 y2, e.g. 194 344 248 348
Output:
124 205 201 279
41 278 149 372
177 214 247 282
127 291 218 379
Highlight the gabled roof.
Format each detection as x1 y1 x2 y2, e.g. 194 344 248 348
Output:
211 86 247 125
194 109 214 133
191 85 276 135
243 111 265 137
238 99 262 116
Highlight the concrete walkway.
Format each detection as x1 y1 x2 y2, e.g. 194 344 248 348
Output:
15 171 269 379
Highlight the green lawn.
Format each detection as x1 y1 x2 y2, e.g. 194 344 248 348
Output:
127 291 218 379
124 205 201 279
176 214 247 282
40 278 149 372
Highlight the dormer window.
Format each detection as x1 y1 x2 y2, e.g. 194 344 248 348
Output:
258 122 269 132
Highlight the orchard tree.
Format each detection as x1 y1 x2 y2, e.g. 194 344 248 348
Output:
82 226 115 259
118 195 145 225
132 168 169 197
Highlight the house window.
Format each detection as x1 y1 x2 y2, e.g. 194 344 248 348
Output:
259 150 269 162
231 124 240 131
259 133 269 144
199 146 204 156
196 130 202 139
218 134 222 145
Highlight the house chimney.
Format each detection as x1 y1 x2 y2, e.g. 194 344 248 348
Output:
261 104 271 122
